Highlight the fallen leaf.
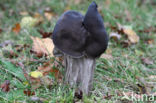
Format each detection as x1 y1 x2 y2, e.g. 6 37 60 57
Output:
141 57 154 65
23 90 35 96
12 23 21 34
29 77 41 89
44 11 54 21
0 80 10 92
123 28 139 44
30 71 43 78
0 28 3 33
19 11 28 16
38 29 52 38
146 39 154 44
116 24 140 44
34 12 44 25
31 36 54 57
110 32 121 41
38 60 62 79
74 0 83 4
105 48 112 54
103 94 113 100
20 16 38 28
100 54 113 59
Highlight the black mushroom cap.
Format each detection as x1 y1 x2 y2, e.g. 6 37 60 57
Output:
52 1 109 58
52 11 88 58
83 1 109 58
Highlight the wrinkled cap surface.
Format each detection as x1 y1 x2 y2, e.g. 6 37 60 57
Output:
52 11 88 58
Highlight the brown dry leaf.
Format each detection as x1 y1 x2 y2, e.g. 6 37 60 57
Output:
146 39 154 44
38 60 62 79
103 94 113 100
22 65 42 89
123 28 139 44
100 54 113 59
105 48 112 54
38 29 52 38
74 0 83 4
12 23 21 34
110 32 121 41
19 11 28 16
31 36 54 57
34 12 44 25
117 23 139 44
0 28 3 33
23 90 35 96
20 59 61 89
44 11 54 21
30 77 41 89
141 57 154 65
0 80 10 92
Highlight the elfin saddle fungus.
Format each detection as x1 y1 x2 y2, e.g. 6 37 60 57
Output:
52 1 109 58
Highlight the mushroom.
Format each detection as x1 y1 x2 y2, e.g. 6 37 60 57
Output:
52 1 108 95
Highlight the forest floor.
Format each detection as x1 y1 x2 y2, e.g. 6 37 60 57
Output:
0 0 155 103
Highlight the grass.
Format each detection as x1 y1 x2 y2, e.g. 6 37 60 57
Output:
0 0 156 102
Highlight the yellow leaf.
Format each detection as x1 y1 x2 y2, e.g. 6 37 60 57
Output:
30 71 43 78
20 16 38 28
123 28 139 43
23 81 29 86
